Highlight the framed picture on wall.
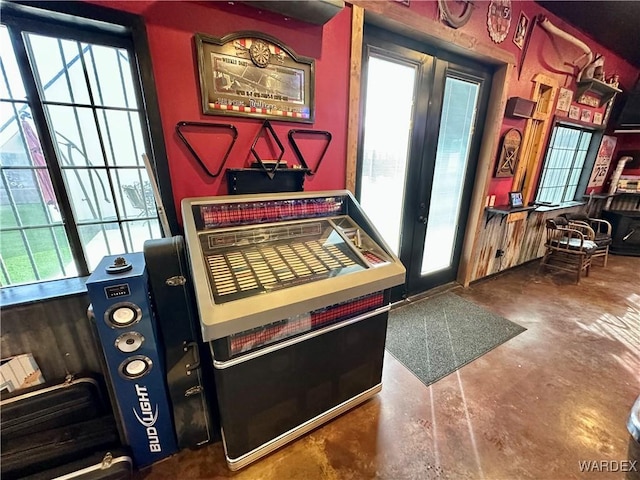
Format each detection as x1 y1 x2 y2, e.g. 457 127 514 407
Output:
195 32 315 123
593 112 603 125
581 109 592 123
508 191 524 208
568 105 580 120
556 87 573 113
513 11 529 49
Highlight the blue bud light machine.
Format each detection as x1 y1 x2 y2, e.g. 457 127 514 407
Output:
86 253 178 468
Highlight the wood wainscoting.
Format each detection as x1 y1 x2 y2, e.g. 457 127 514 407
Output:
470 206 584 282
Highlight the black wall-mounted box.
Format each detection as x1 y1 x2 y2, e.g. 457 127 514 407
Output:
505 97 536 119
226 168 308 194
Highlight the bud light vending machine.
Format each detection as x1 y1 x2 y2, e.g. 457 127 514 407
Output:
86 253 178 468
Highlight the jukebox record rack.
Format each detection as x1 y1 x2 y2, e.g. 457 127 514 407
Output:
203 220 366 303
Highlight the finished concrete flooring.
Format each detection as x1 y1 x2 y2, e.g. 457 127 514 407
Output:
137 255 640 479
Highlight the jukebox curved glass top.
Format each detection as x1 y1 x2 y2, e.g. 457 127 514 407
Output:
183 191 405 342
200 216 395 303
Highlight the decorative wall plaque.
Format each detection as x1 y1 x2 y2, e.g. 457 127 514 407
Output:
587 135 617 188
576 93 600 107
593 111 603 125
195 32 315 123
568 105 580 120
439 0 474 28
495 128 522 177
487 0 512 43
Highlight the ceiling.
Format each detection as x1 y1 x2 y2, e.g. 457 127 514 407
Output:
537 1 640 71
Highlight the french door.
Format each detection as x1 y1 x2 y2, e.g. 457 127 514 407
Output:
356 26 492 298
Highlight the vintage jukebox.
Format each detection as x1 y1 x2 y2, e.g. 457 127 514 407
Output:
182 190 405 470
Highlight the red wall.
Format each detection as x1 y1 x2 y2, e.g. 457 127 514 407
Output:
88 0 639 220
612 135 640 177
90 1 352 224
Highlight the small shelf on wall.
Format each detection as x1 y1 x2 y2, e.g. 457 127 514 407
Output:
484 205 536 227
575 79 622 107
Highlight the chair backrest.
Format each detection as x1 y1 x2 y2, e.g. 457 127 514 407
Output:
560 212 611 237
122 184 145 210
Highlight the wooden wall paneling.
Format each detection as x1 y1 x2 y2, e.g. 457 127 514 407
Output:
470 205 586 283
471 213 507 280
0 294 102 381
610 194 640 211
519 211 548 263
346 4 364 194
502 217 527 270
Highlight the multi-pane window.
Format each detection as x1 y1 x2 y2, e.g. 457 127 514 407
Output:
535 125 593 205
0 19 162 287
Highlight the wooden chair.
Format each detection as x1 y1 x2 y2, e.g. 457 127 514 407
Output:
560 213 612 267
539 217 598 284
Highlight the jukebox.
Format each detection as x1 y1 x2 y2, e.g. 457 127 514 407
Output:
182 190 405 470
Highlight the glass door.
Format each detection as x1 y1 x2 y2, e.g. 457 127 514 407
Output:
358 49 426 256
419 75 480 276
357 27 491 297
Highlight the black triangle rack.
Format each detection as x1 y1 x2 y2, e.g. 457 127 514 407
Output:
175 121 238 177
250 120 286 180
288 129 332 176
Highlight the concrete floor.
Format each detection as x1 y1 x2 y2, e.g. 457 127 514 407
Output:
136 255 640 480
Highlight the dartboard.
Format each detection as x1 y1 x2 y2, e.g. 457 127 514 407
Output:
250 39 271 68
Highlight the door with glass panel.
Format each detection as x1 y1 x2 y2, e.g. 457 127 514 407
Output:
357 27 491 297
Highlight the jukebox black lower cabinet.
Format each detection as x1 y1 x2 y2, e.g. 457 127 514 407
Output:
213 304 389 466
182 190 405 470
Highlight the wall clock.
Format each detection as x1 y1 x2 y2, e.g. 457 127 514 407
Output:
487 0 511 43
